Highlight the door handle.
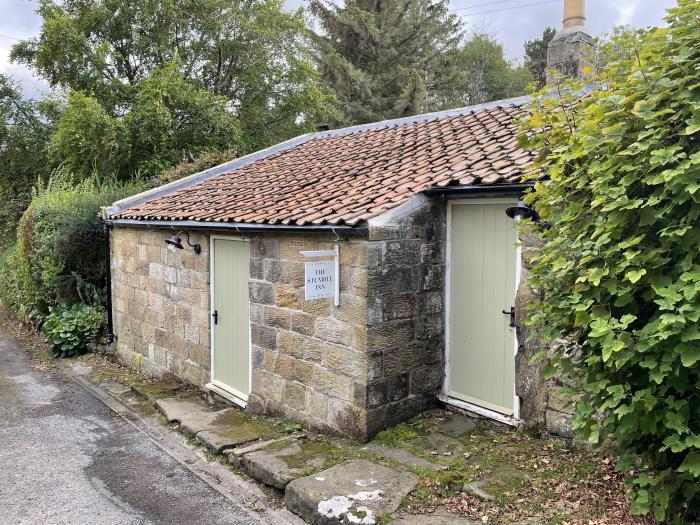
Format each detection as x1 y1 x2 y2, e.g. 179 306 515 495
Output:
502 307 515 327
212 310 219 325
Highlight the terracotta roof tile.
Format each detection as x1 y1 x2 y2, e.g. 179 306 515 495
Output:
111 98 538 226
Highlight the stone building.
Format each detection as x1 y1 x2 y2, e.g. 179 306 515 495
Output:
106 0 590 441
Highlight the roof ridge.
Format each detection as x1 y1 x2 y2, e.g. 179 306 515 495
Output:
311 94 533 140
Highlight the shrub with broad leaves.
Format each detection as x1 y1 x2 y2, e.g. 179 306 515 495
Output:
42 303 105 358
518 1 699 521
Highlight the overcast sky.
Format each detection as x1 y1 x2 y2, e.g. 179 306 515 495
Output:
1 0 677 98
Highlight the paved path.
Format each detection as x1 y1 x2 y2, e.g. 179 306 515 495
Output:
0 331 286 525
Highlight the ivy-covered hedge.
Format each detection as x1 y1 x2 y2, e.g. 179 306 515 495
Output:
519 1 699 521
0 174 145 325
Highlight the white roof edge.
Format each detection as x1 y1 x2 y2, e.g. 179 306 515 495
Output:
108 94 533 218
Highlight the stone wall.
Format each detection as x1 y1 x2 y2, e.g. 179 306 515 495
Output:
244 234 374 440
110 228 211 385
363 198 447 429
110 207 572 441
514 222 575 438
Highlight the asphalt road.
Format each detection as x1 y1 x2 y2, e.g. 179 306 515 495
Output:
0 331 276 525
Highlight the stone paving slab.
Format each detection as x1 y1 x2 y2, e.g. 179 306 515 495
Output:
155 397 268 449
434 414 476 435
241 439 327 490
363 442 441 470
462 467 531 501
285 459 418 525
132 381 186 402
156 397 224 437
409 433 465 457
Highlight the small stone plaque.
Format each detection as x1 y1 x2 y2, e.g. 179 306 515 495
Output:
304 261 335 300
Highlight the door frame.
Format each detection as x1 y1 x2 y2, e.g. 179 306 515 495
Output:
207 234 251 408
442 198 522 426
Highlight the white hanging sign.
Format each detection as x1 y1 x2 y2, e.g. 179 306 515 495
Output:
301 245 340 305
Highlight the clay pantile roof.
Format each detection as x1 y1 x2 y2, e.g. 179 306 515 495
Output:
109 96 538 226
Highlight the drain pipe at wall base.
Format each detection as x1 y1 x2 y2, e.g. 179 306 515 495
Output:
104 220 115 345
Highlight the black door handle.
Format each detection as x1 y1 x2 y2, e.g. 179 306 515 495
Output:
212 310 218 325
502 307 515 327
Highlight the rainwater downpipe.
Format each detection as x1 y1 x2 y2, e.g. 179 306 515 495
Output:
104 221 115 345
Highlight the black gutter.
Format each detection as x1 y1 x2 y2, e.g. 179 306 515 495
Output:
423 183 533 198
103 221 115 345
105 218 369 237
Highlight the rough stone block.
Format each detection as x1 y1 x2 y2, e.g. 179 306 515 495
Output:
302 337 324 363
249 281 274 305
275 354 296 380
367 320 415 352
291 312 315 336
251 238 280 259
314 318 352 347
275 285 300 310
283 382 306 411
263 306 291 329
285 459 418 525
381 294 418 321
305 389 328 420
386 396 424 427
410 365 444 394
302 297 330 316
280 238 318 261
332 294 367 325
322 344 366 380
277 330 303 358
252 369 285 403
249 257 264 280
264 259 282 282
251 323 277 350
416 315 444 340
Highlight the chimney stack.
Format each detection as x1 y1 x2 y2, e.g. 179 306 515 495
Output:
546 0 593 84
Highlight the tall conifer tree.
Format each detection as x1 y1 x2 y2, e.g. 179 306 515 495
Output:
310 0 463 125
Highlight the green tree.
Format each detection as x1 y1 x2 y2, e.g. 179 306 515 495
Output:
445 32 531 107
524 27 556 89
124 63 240 175
310 0 463 125
0 74 56 244
50 92 127 179
519 1 699 520
12 0 330 152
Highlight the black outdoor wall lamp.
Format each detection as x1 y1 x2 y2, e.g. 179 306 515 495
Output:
505 200 539 222
165 231 201 255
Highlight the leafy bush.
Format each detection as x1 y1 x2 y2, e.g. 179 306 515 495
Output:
519 1 699 521
0 173 146 323
42 303 105 357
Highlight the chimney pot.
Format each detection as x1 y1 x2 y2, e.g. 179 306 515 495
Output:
563 0 586 29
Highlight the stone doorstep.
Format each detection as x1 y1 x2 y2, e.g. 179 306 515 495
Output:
285 459 418 525
155 397 269 452
409 433 465 459
131 380 187 403
240 439 328 490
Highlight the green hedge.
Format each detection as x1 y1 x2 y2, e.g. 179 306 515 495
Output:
519 1 699 521
0 173 145 325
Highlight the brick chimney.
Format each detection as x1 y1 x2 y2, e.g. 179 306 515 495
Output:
546 0 594 84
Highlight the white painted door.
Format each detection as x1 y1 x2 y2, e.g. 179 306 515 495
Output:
448 201 518 415
212 238 250 402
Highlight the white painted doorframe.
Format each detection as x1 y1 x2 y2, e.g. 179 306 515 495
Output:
207 234 251 408
442 198 521 426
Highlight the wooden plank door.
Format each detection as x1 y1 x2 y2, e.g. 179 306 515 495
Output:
212 238 250 402
448 201 518 415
